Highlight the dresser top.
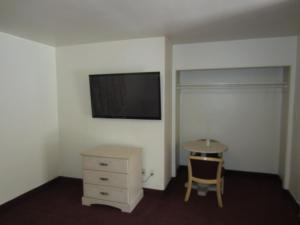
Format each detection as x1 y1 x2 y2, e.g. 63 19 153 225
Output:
81 146 142 159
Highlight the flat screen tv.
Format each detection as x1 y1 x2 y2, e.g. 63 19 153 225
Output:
89 72 161 120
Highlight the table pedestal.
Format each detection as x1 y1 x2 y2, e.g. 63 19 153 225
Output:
184 182 222 196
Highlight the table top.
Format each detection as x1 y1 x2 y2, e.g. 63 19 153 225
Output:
183 139 228 154
81 145 142 158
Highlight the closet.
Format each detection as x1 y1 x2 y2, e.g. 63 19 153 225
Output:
175 67 289 175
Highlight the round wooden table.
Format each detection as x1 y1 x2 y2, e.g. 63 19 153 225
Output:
183 139 228 155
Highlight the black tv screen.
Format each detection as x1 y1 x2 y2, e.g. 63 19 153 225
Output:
89 72 161 120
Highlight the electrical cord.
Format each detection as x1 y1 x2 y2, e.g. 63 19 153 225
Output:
143 172 154 183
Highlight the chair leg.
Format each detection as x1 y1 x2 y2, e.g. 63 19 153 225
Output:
221 178 224 195
216 182 223 208
184 180 192 202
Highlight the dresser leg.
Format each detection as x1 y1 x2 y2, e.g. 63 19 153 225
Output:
82 197 92 206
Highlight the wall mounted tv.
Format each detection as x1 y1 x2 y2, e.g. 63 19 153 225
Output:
89 72 161 120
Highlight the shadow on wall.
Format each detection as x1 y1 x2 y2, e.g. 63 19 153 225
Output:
74 71 91 117
42 131 60 180
169 1 300 43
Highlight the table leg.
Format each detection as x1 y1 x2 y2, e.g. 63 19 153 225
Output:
184 182 209 196
197 185 208 196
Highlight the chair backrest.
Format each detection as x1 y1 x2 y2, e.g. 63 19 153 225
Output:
188 156 224 181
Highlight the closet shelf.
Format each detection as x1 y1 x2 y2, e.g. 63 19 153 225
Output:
176 82 288 89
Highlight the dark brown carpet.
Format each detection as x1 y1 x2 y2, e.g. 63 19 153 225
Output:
0 167 299 225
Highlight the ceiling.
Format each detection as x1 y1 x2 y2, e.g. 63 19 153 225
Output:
0 0 299 46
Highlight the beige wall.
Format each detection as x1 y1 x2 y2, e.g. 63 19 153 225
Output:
56 37 170 190
290 36 300 203
178 68 284 174
0 32 59 205
164 38 172 187
1 31 299 203
172 36 298 189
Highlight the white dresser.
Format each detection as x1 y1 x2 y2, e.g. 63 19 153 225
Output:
81 146 143 213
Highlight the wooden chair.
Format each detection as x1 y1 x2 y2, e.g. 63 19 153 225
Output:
184 156 224 208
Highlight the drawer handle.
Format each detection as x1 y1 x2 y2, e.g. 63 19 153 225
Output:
100 192 109 196
99 177 109 181
99 163 108 166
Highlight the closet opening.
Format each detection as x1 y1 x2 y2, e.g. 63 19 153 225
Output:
174 66 290 184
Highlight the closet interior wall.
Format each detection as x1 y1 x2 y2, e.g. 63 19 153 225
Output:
176 67 289 175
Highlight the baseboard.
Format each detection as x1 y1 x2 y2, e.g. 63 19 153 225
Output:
58 176 82 181
177 165 279 178
0 177 61 211
224 169 279 178
288 190 300 206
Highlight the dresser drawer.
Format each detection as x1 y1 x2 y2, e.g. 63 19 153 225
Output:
84 184 128 203
83 156 128 173
83 170 128 188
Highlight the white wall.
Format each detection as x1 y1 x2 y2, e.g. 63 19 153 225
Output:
0 32 58 205
279 68 290 180
172 36 298 189
178 68 284 174
164 38 172 187
290 36 300 203
56 37 169 190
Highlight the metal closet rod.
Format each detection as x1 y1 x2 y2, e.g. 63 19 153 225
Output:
176 82 288 89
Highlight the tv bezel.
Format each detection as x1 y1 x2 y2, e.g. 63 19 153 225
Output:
89 72 161 120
